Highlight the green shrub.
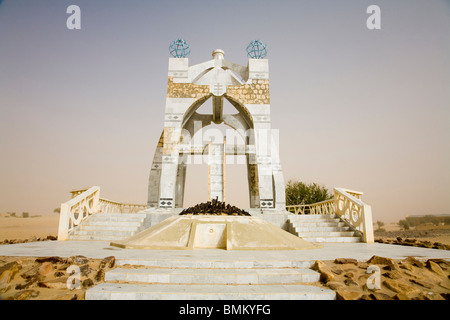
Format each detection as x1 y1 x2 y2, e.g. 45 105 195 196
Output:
285 180 333 206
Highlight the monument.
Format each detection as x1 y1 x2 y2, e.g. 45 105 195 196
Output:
110 39 323 250
58 40 373 246
147 39 286 212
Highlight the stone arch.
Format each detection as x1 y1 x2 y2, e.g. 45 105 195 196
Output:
172 93 259 208
181 94 254 133
148 49 285 211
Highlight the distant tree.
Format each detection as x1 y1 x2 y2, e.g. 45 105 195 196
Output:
53 208 61 214
375 220 385 231
285 180 333 206
398 219 410 230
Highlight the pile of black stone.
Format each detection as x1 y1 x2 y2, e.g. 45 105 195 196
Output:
179 198 250 216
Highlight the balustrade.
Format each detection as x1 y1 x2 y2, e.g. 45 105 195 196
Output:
58 186 147 240
286 187 374 243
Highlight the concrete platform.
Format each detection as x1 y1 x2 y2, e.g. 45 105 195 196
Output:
111 215 320 251
0 240 449 262
86 282 335 300
105 267 320 284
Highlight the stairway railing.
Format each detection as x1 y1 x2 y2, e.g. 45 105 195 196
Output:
286 187 374 243
334 187 374 243
97 198 148 214
58 186 147 240
286 199 334 215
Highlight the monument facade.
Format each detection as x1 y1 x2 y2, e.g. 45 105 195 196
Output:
148 40 286 212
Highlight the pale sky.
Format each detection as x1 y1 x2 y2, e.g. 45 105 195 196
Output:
0 0 449 223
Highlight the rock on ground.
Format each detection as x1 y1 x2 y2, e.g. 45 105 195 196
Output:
315 255 450 300
0 255 116 300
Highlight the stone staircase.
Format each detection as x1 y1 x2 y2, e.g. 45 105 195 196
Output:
287 214 361 243
86 257 336 300
68 213 147 241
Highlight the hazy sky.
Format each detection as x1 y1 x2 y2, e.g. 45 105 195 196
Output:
0 0 449 223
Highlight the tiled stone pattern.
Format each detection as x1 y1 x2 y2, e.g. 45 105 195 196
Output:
166 77 210 99
226 79 270 105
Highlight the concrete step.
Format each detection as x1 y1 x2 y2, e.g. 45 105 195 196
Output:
68 212 147 241
86 253 335 300
106 268 320 284
88 216 145 223
292 221 347 228
116 258 314 269
86 220 143 227
71 230 135 237
301 236 361 243
86 282 336 300
287 215 361 243
296 231 355 237
79 225 139 232
293 226 349 232
68 234 127 241
94 213 147 218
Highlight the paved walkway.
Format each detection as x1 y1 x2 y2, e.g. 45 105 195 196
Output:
0 240 449 262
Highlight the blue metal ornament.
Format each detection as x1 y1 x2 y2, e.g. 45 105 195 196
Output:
246 40 267 59
169 38 191 58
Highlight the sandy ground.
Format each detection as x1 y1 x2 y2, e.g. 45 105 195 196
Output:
375 224 450 246
0 214 59 242
416 236 450 246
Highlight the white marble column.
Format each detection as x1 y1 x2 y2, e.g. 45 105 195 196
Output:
208 140 226 202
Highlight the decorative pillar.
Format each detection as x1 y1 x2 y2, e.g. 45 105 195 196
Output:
208 138 226 202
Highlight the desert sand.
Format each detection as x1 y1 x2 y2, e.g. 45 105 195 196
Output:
0 213 59 242
375 224 450 248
